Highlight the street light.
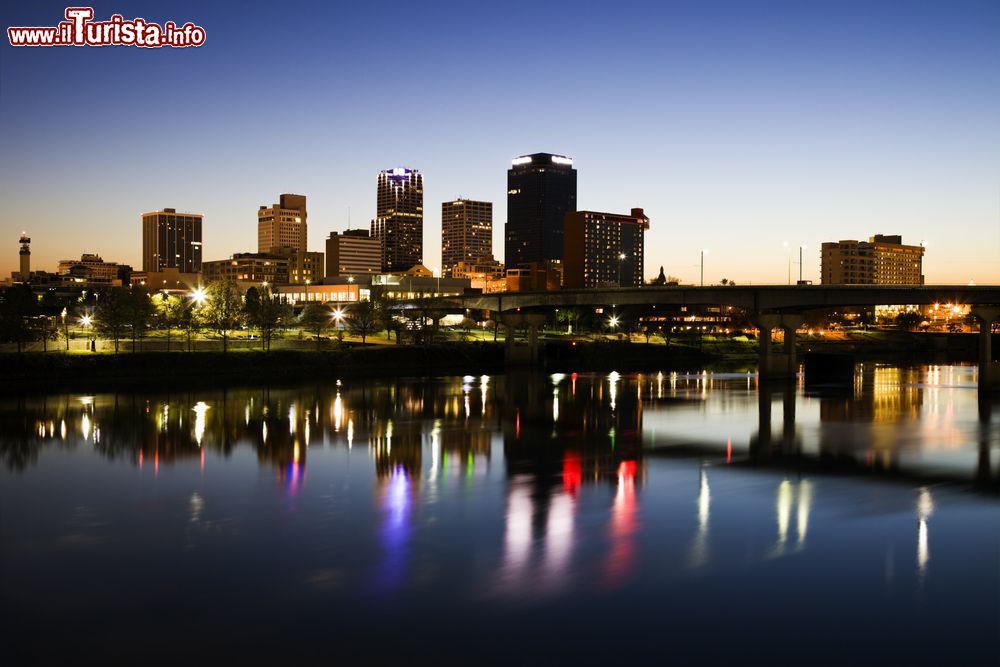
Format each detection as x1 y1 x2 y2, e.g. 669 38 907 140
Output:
191 286 207 306
700 249 709 286
618 252 627 288
798 245 807 283
61 307 69 351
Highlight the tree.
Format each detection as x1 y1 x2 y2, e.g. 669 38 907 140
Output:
203 279 244 353
0 284 40 352
123 288 155 352
248 287 288 352
895 311 923 331
95 287 131 353
556 307 583 334
371 289 395 341
179 299 200 352
155 293 186 352
347 299 378 343
299 303 330 350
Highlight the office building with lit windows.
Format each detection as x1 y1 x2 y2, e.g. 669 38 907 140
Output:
325 229 381 277
441 199 494 277
258 194 307 253
505 153 576 269
372 168 423 272
563 208 649 288
821 235 924 285
141 208 203 273
202 253 290 287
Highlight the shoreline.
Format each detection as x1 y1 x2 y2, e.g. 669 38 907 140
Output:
0 335 980 396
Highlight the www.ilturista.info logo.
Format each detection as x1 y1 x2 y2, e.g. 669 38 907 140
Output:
7 7 205 48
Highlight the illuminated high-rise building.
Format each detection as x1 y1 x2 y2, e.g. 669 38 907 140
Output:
141 208 203 273
505 153 576 268
258 194 307 253
441 199 493 277
821 235 924 285
563 208 649 288
372 168 423 272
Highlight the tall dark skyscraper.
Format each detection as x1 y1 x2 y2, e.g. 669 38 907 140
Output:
371 167 423 272
505 153 577 269
141 208 203 273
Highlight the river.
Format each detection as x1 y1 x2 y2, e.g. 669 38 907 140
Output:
2 364 998 664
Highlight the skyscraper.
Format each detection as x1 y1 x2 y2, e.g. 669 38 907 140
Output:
505 153 577 269
141 208 203 273
258 194 307 253
441 199 493 276
563 208 649 288
372 168 423 272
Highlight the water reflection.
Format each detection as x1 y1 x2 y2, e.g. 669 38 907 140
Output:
1 366 998 589
3 366 1000 663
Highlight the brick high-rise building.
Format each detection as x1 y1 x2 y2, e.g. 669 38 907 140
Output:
821 235 924 285
141 208 203 273
563 208 649 288
371 168 423 272
258 194 307 253
441 199 493 277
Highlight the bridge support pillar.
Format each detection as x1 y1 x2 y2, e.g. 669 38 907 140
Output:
501 312 547 366
972 307 1000 392
753 314 802 380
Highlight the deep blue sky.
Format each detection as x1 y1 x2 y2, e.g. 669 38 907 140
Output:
2 0 998 282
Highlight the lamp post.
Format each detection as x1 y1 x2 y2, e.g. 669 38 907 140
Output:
80 314 94 352
798 245 807 283
61 307 68 351
700 249 709 287
618 253 627 288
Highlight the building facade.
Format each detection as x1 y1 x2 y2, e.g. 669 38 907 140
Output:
371 168 423 272
202 253 290 286
57 254 128 285
821 235 924 285
258 194 307 253
142 208 203 273
505 153 576 269
441 199 493 276
325 229 381 277
563 208 649 288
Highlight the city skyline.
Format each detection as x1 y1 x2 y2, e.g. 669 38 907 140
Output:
2 1 999 283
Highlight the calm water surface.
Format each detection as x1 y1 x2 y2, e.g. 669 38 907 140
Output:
2 365 999 664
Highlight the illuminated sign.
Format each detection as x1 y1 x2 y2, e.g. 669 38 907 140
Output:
511 156 532 166
551 155 573 166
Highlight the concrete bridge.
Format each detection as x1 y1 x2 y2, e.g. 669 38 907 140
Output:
405 285 1000 389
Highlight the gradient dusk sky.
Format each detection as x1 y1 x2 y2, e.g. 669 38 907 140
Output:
2 0 998 283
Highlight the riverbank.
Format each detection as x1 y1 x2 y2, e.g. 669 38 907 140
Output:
0 331 983 395
0 341 716 394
